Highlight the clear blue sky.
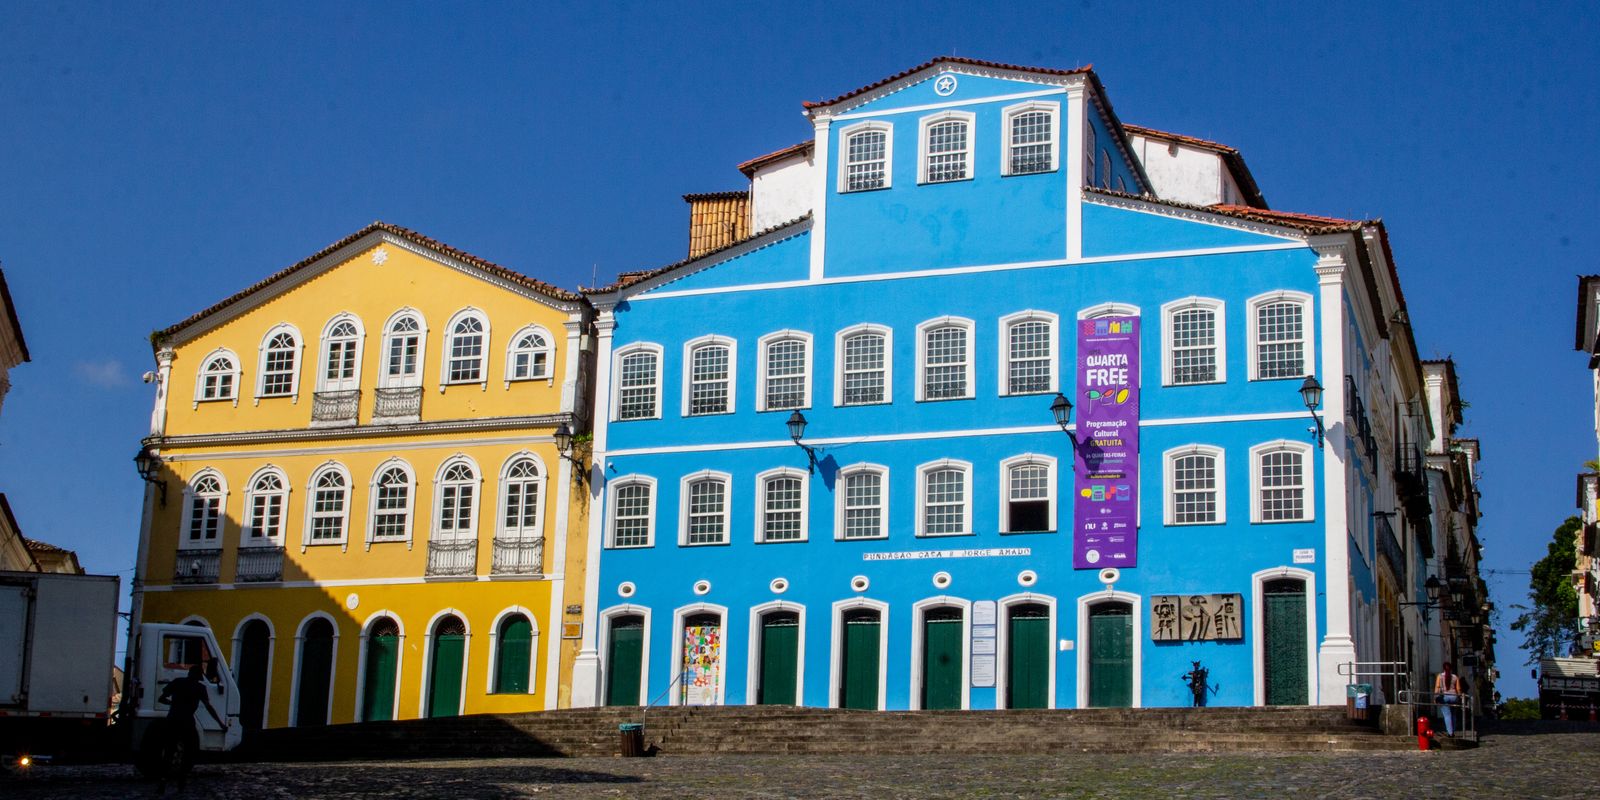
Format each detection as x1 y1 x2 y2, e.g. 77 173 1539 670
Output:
1 2 1594 700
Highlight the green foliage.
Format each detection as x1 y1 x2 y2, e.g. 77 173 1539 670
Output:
1497 697 1540 720
1510 516 1582 662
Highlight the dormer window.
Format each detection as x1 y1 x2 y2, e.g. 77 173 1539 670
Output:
919 112 974 184
1002 102 1058 176
839 122 892 193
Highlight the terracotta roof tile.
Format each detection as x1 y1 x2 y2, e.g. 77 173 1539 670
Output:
1122 124 1239 155
1208 204 1360 232
22 536 67 554
156 222 580 343
803 57 1092 110
1123 124 1268 209
737 141 814 176
682 190 751 202
0 268 28 363
586 214 812 294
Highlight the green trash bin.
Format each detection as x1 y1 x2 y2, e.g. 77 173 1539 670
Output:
1345 683 1372 721
619 722 645 757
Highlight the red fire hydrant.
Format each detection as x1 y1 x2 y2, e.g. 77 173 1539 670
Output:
1416 714 1436 751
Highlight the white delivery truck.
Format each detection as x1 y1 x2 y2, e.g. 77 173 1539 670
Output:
0 569 242 773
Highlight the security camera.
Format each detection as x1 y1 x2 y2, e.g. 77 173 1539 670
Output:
142 371 157 384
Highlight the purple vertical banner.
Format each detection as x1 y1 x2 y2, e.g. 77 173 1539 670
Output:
1073 316 1140 569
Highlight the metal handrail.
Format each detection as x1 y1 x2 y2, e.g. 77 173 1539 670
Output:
639 670 688 733
1339 660 1412 704
1398 688 1476 736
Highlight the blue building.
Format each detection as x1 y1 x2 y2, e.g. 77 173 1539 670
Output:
570 57 1450 711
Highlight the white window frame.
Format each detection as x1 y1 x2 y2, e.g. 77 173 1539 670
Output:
612 342 664 421
755 467 810 544
918 110 976 184
1161 297 1226 386
486 606 539 695
837 121 894 193
1250 440 1315 523
997 310 1059 396
432 455 483 542
242 465 289 545
366 458 415 548
504 324 555 387
916 459 973 537
915 316 976 402
678 470 732 547
181 469 228 550
440 308 490 391
302 462 352 550
316 313 366 393
1084 120 1097 190
834 324 893 407
681 335 738 417
496 452 549 543
1163 445 1226 526
998 454 1057 534
1246 290 1313 382
834 463 890 541
380 308 428 389
1077 302 1142 320
606 475 658 549
194 347 241 407
1000 101 1059 176
756 330 813 412
255 323 304 402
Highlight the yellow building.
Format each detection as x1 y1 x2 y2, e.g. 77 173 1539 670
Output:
133 222 591 730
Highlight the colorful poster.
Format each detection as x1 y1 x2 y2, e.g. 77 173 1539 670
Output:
681 623 722 705
1073 316 1140 569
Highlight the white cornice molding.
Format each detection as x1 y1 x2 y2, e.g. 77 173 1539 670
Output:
810 65 1086 120
145 411 573 449
1086 192 1304 242
616 218 813 300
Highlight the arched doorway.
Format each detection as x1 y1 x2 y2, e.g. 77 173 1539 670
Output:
1006 603 1050 709
235 619 271 735
494 614 534 694
426 615 467 718
921 606 964 710
1087 602 1133 708
1263 578 1309 705
294 617 335 727
757 610 799 705
606 614 645 706
361 618 400 721
680 612 724 706
839 608 881 710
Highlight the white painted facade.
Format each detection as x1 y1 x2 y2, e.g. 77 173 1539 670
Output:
749 151 816 230
1128 133 1247 207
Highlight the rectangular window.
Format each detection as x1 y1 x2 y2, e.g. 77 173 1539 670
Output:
1007 464 1050 532
845 130 888 192
1007 320 1052 394
310 491 344 542
926 120 969 182
325 341 356 382
618 351 658 420
762 477 804 542
1009 110 1052 174
1256 302 1305 379
249 494 283 540
1172 454 1218 524
448 334 483 382
842 471 884 539
1171 308 1218 384
764 340 807 410
1260 451 1306 521
686 480 727 545
189 498 220 542
439 485 473 533
387 334 418 378
923 468 966 535
373 484 408 539
689 345 730 415
262 348 295 396
924 326 968 400
612 484 652 547
842 333 886 405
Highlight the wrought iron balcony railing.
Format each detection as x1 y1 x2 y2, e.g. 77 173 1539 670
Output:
491 537 544 576
426 539 477 577
311 390 360 426
372 386 423 422
173 548 222 584
235 545 285 583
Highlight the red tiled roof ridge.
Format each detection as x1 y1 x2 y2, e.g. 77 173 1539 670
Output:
1208 203 1363 230
155 221 581 343
802 57 1093 110
1086 187 1364 233
682 190 751 202
22 536 68 553
585 213 813 294
737 141 815 176
1121 123 1240 155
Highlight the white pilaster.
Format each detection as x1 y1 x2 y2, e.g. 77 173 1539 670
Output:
807 115 831 282
151 348 175 436
1064 85 1086 261
569 308 615 707
1314 246 1355 703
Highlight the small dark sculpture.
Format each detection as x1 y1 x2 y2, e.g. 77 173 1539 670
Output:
1182 661 1211 707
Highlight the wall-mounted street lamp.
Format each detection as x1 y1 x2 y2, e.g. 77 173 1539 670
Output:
1299 376 1325 449
552 422 588 487
1049 393 1078 458
786 411 820 474
1399 575 1444 609
133 446 168 506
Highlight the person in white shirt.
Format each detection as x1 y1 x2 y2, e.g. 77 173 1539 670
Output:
1434 662 1463 736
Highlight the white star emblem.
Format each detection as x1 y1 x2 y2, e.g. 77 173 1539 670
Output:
934 75 957 96
371 247 389 265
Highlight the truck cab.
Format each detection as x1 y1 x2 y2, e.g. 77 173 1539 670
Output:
131 623 243 753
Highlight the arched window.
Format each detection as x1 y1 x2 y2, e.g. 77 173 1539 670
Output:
244 469 286 542
382 312 424 387
917 317 975 401
258 325 301 398
369 463 413 543
920 111 974 183
184 472 225 547
306 465 350 545
614 344 662 420
680 471 730 546
444 311 488 386
839 122 892 193
607 476 656 548
683 336 735 416
917 460 972 537
999 311 1057 396
836 463 888 540
500 457 543 540
1162 298 1226 386
757 468 808 543
1164 445 1225 525
436 459 479 538
506 326 552 383
835 325 891 406
1000 455 1056 533
758 331 812 411
196 350 239 403
319 316 363 391
1247 291 1312 381
1003 102 1057 176
493 613 535 694
1252 441 1313 523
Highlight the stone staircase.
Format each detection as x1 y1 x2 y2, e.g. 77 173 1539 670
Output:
244 704 1471 761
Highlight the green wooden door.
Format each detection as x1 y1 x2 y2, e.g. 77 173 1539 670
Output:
361 628 399 721
427 617 466 718
606 616 644 706
922 609 963 710
495 616 533 694
758 613 799 705
294 619 334 727
236 620 271 735
1088 603 1133 708
1264 579 1309 705
1007 606 1050 709
841 611 880 710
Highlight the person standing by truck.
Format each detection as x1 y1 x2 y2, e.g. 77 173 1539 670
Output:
155 665 226 792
